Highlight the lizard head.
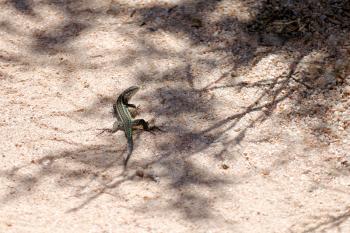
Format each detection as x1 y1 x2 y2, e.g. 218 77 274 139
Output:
122 86 140 100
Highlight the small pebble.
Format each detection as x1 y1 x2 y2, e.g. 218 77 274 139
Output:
136 170 144 177
344 86 350 94
222 164 229 169
261 169 270 176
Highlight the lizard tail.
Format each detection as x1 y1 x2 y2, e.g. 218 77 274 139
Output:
123 133 133 167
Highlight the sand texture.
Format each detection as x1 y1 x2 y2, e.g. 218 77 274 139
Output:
1 0 350 232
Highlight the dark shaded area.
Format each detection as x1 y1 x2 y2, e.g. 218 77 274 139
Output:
33 21 87 54
7 0 34 15
133 0 350 147
0 136 228 218
248 0 350 38
2 0 350 226
153 87 213 117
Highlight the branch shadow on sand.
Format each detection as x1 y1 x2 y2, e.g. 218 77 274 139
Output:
1 0 349 225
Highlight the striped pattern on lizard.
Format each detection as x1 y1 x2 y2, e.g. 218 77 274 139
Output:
99 86 160 167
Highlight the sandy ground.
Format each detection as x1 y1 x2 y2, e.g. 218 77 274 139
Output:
1 0 350 232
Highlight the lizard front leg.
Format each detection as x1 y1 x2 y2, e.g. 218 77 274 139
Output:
97 121 122 135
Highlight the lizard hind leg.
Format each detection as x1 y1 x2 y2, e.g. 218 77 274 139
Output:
132 119 163 134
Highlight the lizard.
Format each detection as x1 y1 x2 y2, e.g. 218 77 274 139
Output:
99 86 160 167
